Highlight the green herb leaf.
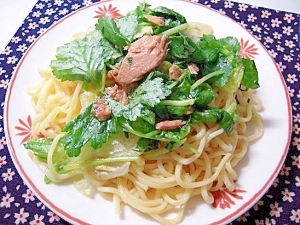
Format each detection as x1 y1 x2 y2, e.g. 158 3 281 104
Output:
95 16 129 50
165 71 193 117
50 30 119 89
151 6 186 24
135 138 159 152
167 33 199 62
150 6 187 34
191 108 235 135
200 36 246 90
241 58 260 89
190 83 215 107
60 104 118 157
196 35 219 63
24 138 54 162
105 75 171 122
116 14 139 42
130 75 172 107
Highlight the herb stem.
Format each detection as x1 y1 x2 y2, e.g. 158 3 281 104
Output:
167 73 187 89
162 23 188 36
159 99 195 106
191 70 224 89
143 148 170 159
100 69 107 92
122 123 160 138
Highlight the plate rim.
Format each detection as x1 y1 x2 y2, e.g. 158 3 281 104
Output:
3 0 293 224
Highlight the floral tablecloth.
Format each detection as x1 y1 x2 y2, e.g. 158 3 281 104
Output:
0 0 299 224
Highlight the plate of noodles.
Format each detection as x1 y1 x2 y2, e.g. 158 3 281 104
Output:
4 0 292 224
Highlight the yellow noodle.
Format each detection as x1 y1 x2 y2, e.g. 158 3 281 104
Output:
27 65 263 225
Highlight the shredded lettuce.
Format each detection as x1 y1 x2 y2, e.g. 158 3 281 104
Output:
24 133 141 174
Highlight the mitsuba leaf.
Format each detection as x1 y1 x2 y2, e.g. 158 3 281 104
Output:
50 30 118 88
105 75 171 123
190 83 215 107
200 37 244 89
167 33 226 66
153 105 171 120
130 75 172 107
132 2 152 17
169 72 192 100
218 64 244 93
127 116 155 134
149 6 187 34
151 6 186 24
95 16 129 50
191 108 235 135
202 56 234 87
90 115 118 149
167 105 188 117
60 104 118 157
217 36 240 56
167 72 192 117
196 35 219 63
241 58 260 89
167 33 200 62
116 14 139 42
24 138 69 167
135 138 159 152
153 122 190 142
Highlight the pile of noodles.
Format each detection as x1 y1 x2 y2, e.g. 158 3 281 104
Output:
26 64 263 224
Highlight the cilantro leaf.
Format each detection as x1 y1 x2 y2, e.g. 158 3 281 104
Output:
165 72 193 117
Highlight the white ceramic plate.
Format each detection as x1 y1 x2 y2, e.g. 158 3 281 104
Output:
4 0 292 224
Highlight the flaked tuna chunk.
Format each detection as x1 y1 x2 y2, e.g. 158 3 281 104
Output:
187 63 199 74
144 15 165 26
105 84 129 105
92 98 111 122
107 69 118 80
155 120 186 130
114 35 169 86
169 64 183 81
